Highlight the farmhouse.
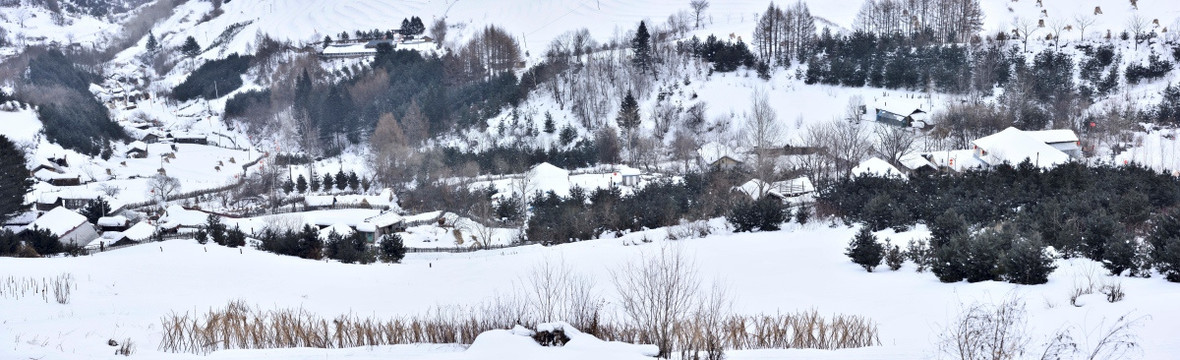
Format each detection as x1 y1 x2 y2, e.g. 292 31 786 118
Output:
172 133 208 145
365 211 405 241
972 127 1072 169
304 191 394 211
126 141 148 158
1026 129 1082 158
34 169 81 186
26 206 99 246
97 216 130 232
321 43 380 58
698 142 744 170
873 99 929 128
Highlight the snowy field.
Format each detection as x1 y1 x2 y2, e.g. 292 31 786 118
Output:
2 222 1179 359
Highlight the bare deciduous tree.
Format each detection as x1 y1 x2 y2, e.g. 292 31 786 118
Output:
689 0 709 29
874 124 919 168
612 246 701 358
1126 14 1148 50
147 174 181 205
1013 17 1041 52
745 88 783 194
430 17 448 49
1074 13 1096 41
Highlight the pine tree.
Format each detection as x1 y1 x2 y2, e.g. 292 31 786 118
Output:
543 111 556 133
81 199 111 224
296 174 308 193
884 239 904 271
1102 235 1136 276
379 233 406 263
225 226 247 248
559 124 576 145
0 135 31 223
309 174 321 192
930 209 968 247
1149 210 1180 282
180 36 201 58
616 91 641 130
632 21 652 71
205 214 227 245
962 230 1003 283
145 32 159 53
322 174 335 192
335 170 348 191
794 202 811 224
323 35 332 47
846 227 884 272
1002 235 1056 285
298 225 323 260
282 179 295 194
347 172 360 192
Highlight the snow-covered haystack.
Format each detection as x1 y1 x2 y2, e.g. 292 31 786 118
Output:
466 322 658 360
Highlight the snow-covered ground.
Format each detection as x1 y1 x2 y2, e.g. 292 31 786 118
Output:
2 221 1179 359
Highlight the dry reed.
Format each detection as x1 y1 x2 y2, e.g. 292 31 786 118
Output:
159 301 878 354
0 273 75 304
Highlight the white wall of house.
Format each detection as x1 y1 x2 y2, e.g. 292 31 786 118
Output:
61 224 99 246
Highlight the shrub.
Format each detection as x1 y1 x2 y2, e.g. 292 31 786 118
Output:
1148 210 1180 282
884 239 903 271
379 234 406 263
846 227 884 272
906 238 933 273
728 197 786 232
1001 235 1056 285
21 228 61 256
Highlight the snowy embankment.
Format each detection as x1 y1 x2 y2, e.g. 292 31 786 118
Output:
2 221 1179 359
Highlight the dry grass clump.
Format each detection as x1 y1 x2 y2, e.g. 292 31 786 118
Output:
0 273 75 304
159 300 878 354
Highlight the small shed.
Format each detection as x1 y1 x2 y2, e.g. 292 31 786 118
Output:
365 211 405 240
34 169 81 186
874 100 929 128
97 216 130 232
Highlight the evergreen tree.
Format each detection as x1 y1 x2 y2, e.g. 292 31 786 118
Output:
559 124 576 145
0 135 31 223
930 209 967 247
21 228 61 255
296 174 308 193
846 227 884 272
81 199 111 224
1149 210 1180 282
323 35 332 47
379 233 406 263
632 21 652 71
616 91 641 130
225 226 247 248
962 230 1003 283
180 36 201 58
145 32 159 53
543 111 556 133
931 235 967 282
281 179 295 194
205 214 227 245
794 202 811 224
1101 235 1136 276
1002 235 1056 285
884 238 904 271
195 229 208 244
335 170 348 191
297 224 323 260
322 174 335 192
309 173 321 192
347 172 360 191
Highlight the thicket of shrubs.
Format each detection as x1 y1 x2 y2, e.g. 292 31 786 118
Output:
172 54 253 101
822 162 1180 283
249 223 406 264
224 89 272 119
0 228 72 257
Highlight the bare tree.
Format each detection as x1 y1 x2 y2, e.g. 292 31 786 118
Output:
1048 18 1070 50
938 296 1031 360
689 0 710 29
14 8 30 28
1074 13 1096 41
612 246 701 358
874 124 918 168
524 259 573 322
1013 17 1041 53
147 174 181 205
745 88 783 193
671 128 699 173
430 18 448 49
829 120 871 178
1126 14 1148 50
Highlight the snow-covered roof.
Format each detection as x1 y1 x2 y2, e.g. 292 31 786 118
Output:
34 169 76 181
697 142 742 165
923 150 986 172
27 207 88 237
122 222 156 241
899 153 936 170
972 127 1070 169
128 141 148 152
318 223 355 239
366 211 404 228
852 157 905 178
97 216 128 227
531 162 569 179
160 205 210 228
322 43 376 55
875 98 927 116
735 179 772 200
1026 129 1079 144
355 223 377 232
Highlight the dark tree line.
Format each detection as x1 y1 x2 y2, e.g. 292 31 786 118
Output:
678 35 757 73
254 225 405 264
0 135 31 224
15 49 124 156
173 53 252 101
818 162 1180 282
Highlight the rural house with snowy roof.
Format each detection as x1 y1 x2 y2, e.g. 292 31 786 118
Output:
26 207 99 246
